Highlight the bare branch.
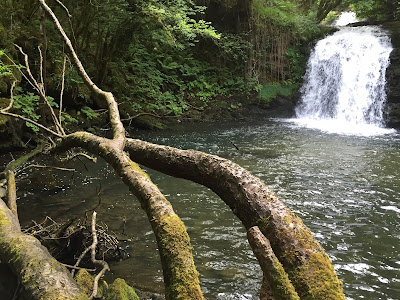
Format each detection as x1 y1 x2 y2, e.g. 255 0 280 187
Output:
38 46 46 95
39 0 125 144
89 211 109 299
55 0 72 18
62 264 95 272
14 44 42 93
59 56 66 126
1 80 17 112
14 44 65 136
23 164 75 172
61 152 97 163
0 110 63 138
71 247 91 277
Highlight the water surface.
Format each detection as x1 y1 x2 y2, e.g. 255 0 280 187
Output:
14 119 400 299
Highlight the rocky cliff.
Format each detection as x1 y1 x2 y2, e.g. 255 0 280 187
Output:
383 21 400 128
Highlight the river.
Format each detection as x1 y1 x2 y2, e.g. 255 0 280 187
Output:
13 119 400 299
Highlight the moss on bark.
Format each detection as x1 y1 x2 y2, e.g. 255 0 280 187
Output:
157 214 203 300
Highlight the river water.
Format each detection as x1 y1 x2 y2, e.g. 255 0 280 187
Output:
13 119 400 299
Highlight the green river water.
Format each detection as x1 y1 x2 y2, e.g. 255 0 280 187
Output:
13 119 400 299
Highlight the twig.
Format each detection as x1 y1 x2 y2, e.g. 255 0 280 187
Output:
89 212 109 299
230 140 240 151
55 0 72 18
84 184 102 218
23 164 75 172
61 263 96 272
121 112 161 122
61 152 97 163
0 110 63 138
71 247 91 277
59 56 66 126
14 44 65 136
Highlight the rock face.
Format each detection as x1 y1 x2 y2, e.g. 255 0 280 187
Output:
383 21 400 128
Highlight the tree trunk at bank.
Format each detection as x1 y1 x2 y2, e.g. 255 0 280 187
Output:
125 139 345 300
0 199 88 300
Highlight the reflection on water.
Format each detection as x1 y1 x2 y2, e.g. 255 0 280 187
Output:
13 119 400 299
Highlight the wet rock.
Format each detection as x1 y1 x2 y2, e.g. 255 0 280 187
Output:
383 21 400 128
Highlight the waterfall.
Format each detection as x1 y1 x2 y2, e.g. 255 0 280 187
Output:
294 21 394 136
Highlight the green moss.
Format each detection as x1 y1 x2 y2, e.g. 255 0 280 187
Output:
256 217 271 233
281 214 344 299
296 253 344 300
157 214 203 300
104 278 139 300
126 161 151 181
75 269 94 296
258 211 344 299
75 269 107 298
269 257 299 300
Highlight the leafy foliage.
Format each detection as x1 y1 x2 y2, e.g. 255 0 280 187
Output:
258 83 296 106
12 88 41 132
343 0 400 21
0 0 329 128
80 106 98 120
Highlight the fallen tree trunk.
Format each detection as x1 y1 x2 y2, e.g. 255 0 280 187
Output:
125 138 345 299
0 199 88 300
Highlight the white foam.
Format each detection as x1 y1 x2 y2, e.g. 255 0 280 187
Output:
333 12 358 26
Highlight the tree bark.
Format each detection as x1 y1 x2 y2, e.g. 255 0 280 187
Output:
0 199 88 300
125 138 345 300
247 226 299 300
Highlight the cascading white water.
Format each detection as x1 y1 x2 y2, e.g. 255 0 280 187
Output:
294 18 394 136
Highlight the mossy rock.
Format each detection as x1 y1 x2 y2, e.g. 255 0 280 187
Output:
131 115 165 130
0 79 7 94
0 97 10 108
75 269 107 298
104 278 139 300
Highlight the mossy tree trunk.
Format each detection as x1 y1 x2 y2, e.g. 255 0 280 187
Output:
0 199 89 300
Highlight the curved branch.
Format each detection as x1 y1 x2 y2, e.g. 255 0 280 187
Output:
125 138 345 299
